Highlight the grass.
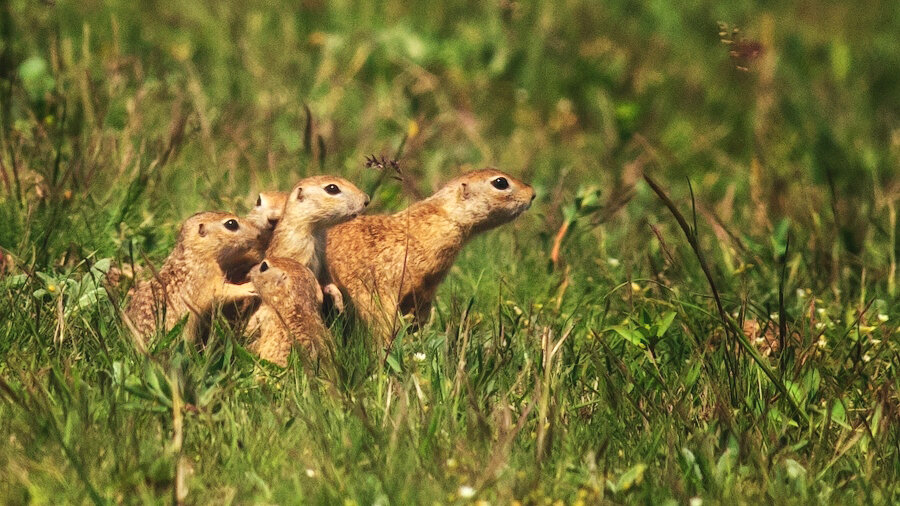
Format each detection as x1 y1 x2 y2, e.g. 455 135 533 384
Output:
1 0 899 503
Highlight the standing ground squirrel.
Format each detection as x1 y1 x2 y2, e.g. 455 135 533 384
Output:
245 191 289 248
247 257 329 366
265 175 369 308
326 168 535 341
124 212 265 341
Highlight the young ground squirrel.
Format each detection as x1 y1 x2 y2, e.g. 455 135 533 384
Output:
245 191 289 247
247 257 329 366
124 212 265 341
326 168 535 341
265 175 369 309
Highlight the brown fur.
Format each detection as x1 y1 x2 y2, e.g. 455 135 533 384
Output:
247 257 329 366
235 176 368 337
220 190 290 324
246 190 289 248
124 212 265 341
267 176 369 282
326 169 535 342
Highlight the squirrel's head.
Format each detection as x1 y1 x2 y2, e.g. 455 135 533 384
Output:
282 176 370 230
436 169 535 235
246 191 289 232
249 256 319 305
178 212 265 277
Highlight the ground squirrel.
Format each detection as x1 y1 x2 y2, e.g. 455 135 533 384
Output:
124 212 264 341
220 190 288 323
265 175 369 309
245 191 289 247
326 168 535 341
247 257 329 366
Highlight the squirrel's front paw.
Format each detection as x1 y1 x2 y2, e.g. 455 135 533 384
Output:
221 282 258 300
323 283 345 313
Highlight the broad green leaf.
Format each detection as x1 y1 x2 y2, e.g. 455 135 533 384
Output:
386 354 402 374
683 361 701 389
655 311 677 337
614 463 647 492
91 258 113 275
802 368 821 398
830 401 847 427
35 271 57 286
3 274 27 288
610 325 646 348
785 380 805 409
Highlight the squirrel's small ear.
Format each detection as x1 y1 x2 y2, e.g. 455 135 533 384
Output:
296 188 304 201
197 223 207 237
459 182 470 200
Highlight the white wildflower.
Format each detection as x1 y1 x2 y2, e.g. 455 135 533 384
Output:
458 485 476 499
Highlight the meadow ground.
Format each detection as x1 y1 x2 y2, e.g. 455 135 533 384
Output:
1 0 899 504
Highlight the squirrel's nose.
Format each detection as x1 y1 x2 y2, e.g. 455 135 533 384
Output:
267 217 278 227
259 261 269 273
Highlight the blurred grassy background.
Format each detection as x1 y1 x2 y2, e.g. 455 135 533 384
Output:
1 0 898 503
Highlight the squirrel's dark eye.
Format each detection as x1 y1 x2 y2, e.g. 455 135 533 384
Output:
224 219 239 231
490 177 509 190
259 261 269 272
255 195 262 207
324 184 341 195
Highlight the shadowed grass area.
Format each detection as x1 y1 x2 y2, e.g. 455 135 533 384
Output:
1 0 899 503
